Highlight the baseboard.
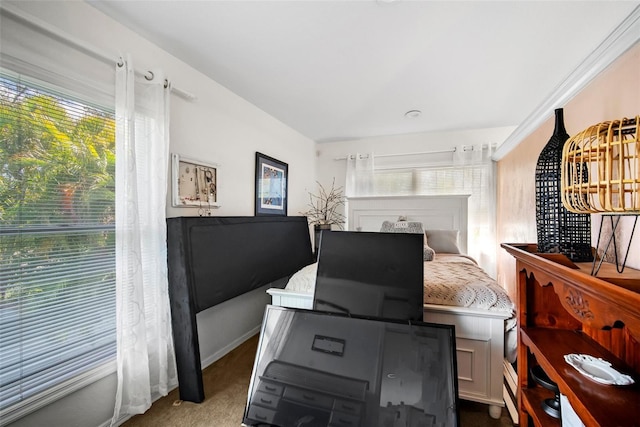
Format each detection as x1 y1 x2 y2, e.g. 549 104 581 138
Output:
200 325 261 370
99 414 128 427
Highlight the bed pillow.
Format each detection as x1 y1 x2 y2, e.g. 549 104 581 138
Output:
380 220 424 234
380 220 434 261
425 229 461 254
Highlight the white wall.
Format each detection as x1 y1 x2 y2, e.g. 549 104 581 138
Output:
4 1 315 426
496 42 640 300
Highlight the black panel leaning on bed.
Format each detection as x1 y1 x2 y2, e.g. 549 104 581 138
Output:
166 216 314 403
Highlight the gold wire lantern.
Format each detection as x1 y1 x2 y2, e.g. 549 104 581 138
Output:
562 116 639 214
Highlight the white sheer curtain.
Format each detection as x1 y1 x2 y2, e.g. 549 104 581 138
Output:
111 55 177 425
453 144 497 278
345 153 375 197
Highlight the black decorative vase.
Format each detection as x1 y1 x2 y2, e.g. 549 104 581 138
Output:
535 108 593 262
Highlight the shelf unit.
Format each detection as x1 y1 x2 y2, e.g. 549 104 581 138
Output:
501 243 640 427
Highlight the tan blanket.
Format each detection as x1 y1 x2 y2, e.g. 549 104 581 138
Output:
423 257 514 314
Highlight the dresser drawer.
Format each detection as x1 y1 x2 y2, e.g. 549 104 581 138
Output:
246 404 277 425
257 380 284 396
251 390 281 410
283 386 333 409
329 410 361 427
332 398 362 416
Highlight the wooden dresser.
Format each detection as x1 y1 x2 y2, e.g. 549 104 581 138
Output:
501 243 640 427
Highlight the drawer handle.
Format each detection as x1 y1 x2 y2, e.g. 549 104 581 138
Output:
340 404 355 411
264 385 277 392
255 414 267 421
260 398 272 404
302 393 316 401
337 418 353 425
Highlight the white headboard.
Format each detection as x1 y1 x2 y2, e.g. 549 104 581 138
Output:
346 195 470 254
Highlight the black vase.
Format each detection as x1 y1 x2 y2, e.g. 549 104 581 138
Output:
535 108 593 262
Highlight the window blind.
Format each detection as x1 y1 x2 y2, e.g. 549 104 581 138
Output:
367 159 498 278
0 71 116 414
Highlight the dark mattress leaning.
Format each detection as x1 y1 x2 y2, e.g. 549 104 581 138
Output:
166 216 313 403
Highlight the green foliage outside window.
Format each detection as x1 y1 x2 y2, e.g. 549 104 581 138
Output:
0 73 117 409
0 76 116 299
0 81 116 226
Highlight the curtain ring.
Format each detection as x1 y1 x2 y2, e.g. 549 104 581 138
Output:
145 71 154 81
164 79 169 89
117 58 124 68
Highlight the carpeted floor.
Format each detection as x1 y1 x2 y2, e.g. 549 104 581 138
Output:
122 334 514 427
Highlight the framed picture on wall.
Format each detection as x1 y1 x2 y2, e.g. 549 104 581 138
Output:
255 152 288 216
171 153 221 209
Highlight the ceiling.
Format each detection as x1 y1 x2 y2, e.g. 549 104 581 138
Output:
88 0 639 144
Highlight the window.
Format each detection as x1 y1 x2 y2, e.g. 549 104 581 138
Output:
0 70 116 414
366 151 498 278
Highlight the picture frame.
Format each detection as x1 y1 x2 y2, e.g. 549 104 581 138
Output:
171 153 221 209
255 152 288 216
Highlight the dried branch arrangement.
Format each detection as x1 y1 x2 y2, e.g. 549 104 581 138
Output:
301 178 346 228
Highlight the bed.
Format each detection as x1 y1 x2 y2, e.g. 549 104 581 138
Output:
266 195 516 419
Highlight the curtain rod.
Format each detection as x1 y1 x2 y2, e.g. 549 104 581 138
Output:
1 4 197 101
333 144 497 161
334 148 455 161
340 145 501 161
